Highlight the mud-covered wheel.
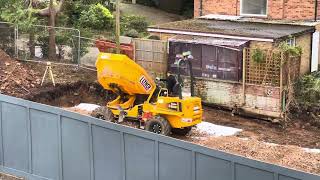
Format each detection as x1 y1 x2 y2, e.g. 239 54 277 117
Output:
91 106 114 122
145 116 171 136
171 127 192 136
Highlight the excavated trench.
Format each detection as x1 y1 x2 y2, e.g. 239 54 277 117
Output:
25 81 110 108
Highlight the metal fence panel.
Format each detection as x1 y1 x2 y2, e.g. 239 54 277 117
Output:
124 134 155 180
0 22 16 57
0 94 319 180
2 103 29 172
30 109 59 179
61 117 91 180
159 143 192 180
17 25 80 64
92 125 122 180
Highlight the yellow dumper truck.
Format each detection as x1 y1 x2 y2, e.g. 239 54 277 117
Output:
92 41 203 136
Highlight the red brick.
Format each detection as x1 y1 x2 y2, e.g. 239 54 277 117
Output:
194 0 318 21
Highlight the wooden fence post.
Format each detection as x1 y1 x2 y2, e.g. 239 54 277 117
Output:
242 48 246 105
280 52 284 114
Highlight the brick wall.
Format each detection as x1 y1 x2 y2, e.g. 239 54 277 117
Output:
194 0 318 21
296 33 312 74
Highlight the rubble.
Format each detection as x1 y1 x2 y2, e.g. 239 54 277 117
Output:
0 50 41 97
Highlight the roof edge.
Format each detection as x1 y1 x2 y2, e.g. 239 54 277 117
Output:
148 28 274 42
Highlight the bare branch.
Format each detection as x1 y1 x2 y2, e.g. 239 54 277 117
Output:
36 0 65 17
56 0 65 13
38 7 50 16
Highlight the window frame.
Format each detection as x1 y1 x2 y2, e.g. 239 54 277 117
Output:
168 42 244 82
286 37 296 47
240 0 268 17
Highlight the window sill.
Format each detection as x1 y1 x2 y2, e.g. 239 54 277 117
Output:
240 14 268 18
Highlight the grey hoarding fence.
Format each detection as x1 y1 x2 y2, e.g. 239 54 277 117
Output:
0 94 319 180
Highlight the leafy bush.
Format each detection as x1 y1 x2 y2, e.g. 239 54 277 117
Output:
147 35 160 40
295 71 320 105
124 29 139 38
78 3 113 30
279 42 302 57
121 15 149 34
251 49 266 63
182 0 194 18
136 0 156 7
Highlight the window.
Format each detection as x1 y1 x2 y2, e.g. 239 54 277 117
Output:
241 0 267 16
286 37 296 47
169 43 242 81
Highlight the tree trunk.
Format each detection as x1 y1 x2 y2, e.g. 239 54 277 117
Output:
48 0 56 61
29 31 35 58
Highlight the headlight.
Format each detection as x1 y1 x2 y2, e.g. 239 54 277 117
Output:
182 118 192 123
168 102 178 111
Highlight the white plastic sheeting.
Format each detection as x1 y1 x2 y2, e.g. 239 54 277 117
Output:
196 122 242 136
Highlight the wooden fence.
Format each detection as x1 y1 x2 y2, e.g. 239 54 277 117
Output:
134 39 168 77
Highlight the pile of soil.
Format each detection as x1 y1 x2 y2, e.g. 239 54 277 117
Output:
0 50 42 97
0 49 97 98
0 173 23 180
203 107 320 149
197 136 320 174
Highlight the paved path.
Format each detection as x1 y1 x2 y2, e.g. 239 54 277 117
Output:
120 3 185 25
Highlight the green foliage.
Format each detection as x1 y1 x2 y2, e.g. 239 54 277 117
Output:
136 0 156 7
121 15 149 35
295 71 320 105
0 26 15 56
182 0 194 18
279 42 302 57
0 1 40 31
251 49 266 63
124 29 139 38
78 3 114 30
147 35 160 40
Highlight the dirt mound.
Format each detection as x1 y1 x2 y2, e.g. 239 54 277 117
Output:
0 49 97 98
0 50 42 97
203 107 320 149
198 136 320 175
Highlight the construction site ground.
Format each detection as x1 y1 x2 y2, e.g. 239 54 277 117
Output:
0 50 319 175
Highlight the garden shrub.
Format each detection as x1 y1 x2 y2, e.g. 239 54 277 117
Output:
295 71 320 106
124 29 139 38
121 15 149 34
78 3 113 30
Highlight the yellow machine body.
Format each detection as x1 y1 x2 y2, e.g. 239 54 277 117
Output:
96 53 202 129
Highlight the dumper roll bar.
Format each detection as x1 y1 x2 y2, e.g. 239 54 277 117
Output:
175 51 195 99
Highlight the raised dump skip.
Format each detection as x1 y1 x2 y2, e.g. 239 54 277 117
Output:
0 94 319 180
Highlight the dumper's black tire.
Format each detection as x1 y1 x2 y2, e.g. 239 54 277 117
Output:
171 127 192 136
145 116 171 136
91 106 114 122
